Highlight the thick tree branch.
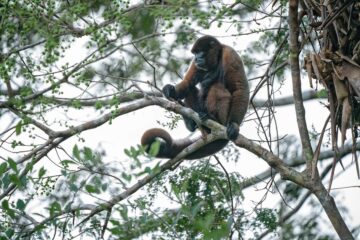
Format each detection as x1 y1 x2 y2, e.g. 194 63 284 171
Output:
288 0 314 164
288 2 354 239
312 182 354 239
258 156 356 239
234 135 305 186
241 141 360 189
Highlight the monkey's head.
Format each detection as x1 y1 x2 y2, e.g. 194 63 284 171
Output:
191 36 222 72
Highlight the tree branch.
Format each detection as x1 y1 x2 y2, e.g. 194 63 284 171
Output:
0 88 320 111
241 141 360 190
252 90 323 108
288 0 314 165
287 2 354 238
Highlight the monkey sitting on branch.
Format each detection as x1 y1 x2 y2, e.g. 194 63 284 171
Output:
141 35 249 160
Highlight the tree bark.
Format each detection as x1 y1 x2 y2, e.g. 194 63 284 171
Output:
288 0 313 164
312 182 354 240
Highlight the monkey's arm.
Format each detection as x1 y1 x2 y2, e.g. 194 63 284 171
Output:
222 46 250 139
163 61 197 100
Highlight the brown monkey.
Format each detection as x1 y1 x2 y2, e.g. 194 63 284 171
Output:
141 35 249 159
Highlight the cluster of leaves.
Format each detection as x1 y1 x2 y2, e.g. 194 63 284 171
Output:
104 161 279 239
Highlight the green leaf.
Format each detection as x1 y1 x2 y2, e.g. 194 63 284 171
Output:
25 161 34 172
20 175 27 187
110 97 120 106
15 121 22 135
73 145 81 160
137 166 151 176
119 206 129 221
5 228 14 238
101 183 108 191
2 173 10 188
0 162 7 175
95 101 103 110
7 158 17 172
149 140 161 157
16 199 26 211
137 162 161 177
38 167 46 178
124 148 131 157
2 199 15 218
121 172 132 182
200 213 215 229
203 221 230 240
71 99 82 109
9 174 21 187
2 199 9 210
256 208 277 231
85 184 100 194
49 201 62 217
171 183 181 200
19 86 33 97
124 145 142 161
60 160 76 168
69 183 78 191
83 147 93 161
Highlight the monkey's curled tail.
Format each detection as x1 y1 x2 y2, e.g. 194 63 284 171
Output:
141 128 228 160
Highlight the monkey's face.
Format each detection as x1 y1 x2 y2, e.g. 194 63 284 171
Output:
191 36 222 72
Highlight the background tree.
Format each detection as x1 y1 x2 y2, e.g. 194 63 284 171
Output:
0 0 359 239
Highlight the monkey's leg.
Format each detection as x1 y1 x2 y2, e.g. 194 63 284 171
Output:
226 88 249 139
228 88 249 126
183 87 203 132
205 83 231 126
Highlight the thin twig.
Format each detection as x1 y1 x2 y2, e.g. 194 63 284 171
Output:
101 208 112 239
214 155 235 218
132 43 157 88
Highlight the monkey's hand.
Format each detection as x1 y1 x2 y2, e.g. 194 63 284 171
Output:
226 122 239 140
162 84 177 100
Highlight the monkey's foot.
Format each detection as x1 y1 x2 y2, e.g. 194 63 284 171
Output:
226 122 239 140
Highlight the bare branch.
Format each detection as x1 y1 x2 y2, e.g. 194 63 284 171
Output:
289 0 314 165
252 90 323 108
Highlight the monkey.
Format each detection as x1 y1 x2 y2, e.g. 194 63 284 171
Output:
141 35 249 160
